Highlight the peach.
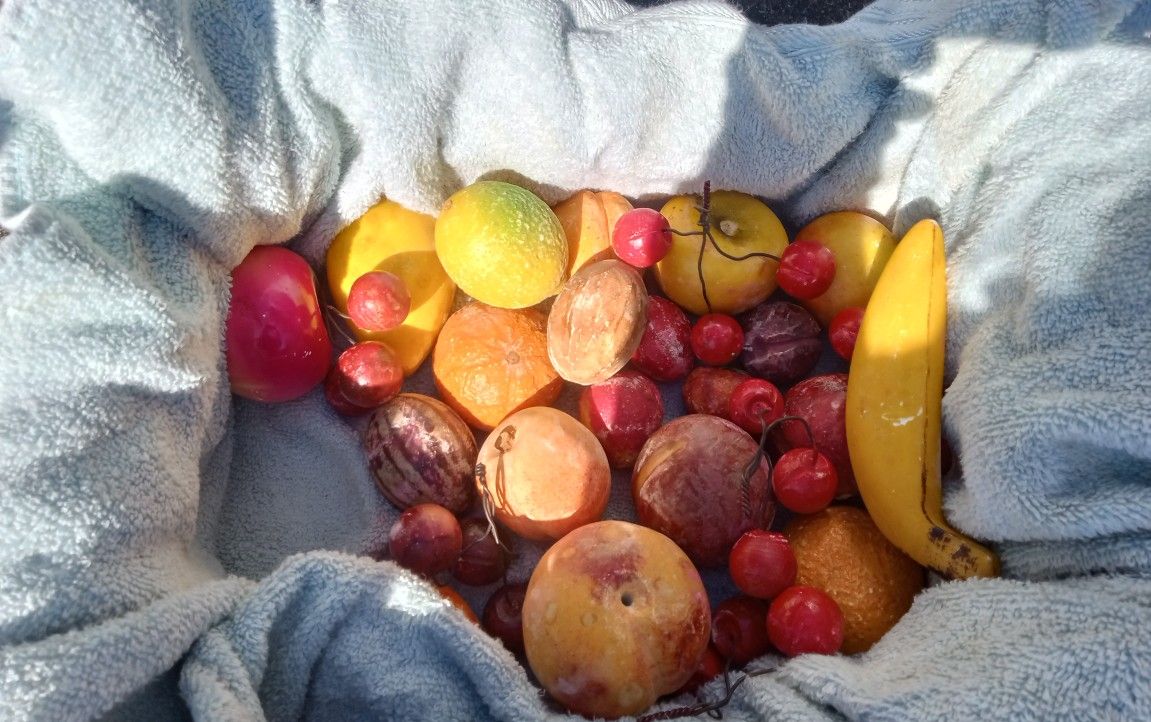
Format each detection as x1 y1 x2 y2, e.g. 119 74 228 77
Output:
475 406 610 541
523 520 711 719
793 211 896 327
552 189 635 276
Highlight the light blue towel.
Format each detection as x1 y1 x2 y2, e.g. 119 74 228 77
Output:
2 0 1150 720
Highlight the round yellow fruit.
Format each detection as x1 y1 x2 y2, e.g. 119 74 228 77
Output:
435 181 568 309
794 211 896 327
326 199 456 376
654 191 788 315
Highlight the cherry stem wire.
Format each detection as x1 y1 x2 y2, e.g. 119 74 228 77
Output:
635 663 778 722
740 413 822 522
739 410 774 520
475 426 517 553
323 304 358 347
669 180 783 315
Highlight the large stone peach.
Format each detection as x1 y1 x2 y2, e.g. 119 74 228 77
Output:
523 520 711 719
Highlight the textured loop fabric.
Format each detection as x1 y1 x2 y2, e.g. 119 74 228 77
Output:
1 0 1150 720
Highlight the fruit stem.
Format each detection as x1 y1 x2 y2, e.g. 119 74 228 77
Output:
636 664 776 722
698 181 713 313
739 411 775 522
475 425 519 553
740 413 823 522
474 463 507 551
765 414 818 453
668 181 782 314
323 304 358 347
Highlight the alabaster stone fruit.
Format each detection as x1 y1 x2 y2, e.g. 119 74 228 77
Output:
475 406 610 541
547 259 648 386
632 415 774 567
552 189 634 275
523 520 711 719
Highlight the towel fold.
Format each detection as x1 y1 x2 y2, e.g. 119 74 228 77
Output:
2 0 1150 720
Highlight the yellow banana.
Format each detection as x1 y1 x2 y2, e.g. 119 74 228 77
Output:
845 219 1000 579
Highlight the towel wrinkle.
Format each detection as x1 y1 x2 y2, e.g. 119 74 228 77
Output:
2 0 1150 720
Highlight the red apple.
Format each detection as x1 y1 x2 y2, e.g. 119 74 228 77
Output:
225 245 332 402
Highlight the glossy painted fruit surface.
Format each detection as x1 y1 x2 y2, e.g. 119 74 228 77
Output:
326 199 455 375
776 240 836 300
226 245 332 402
728 379 784 436
779 373 854 498
655 191 788 315
523 520 711 719
612 208 673 268
483 582 528 654
711 595 771 665
435 180 568 308
793 211 895 327
632 415 774 567
845 219 1000 578
388 503 463 577
347 270 411 332
738 301 822 387
476 407 611 541
728 529 796 600
828 306 865 360
682 366 750 419
333 341 403 409
432 302 562 431
578 370 664 469
767 585 844 657
630 295 694 382
453 517 509 586
552 189 633 275
690 313 744 367
364 393 478 514
772 448 838 514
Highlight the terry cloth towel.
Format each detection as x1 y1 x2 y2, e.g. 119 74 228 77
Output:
2 0 1151 720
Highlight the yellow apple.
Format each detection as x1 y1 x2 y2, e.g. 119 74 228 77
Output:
794 211 897 327
654 190 788 315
